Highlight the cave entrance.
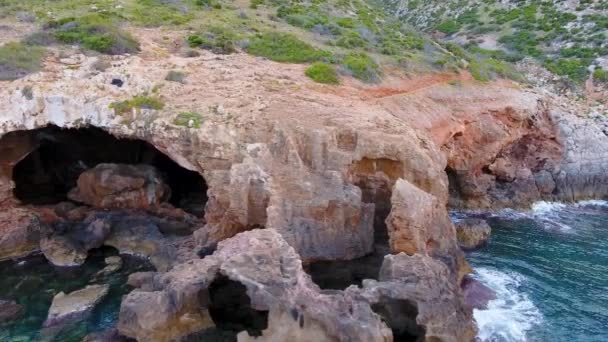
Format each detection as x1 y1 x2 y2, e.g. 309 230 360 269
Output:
305 158 400 290
371 298 426 342
8 125 207 216
207 275 269 338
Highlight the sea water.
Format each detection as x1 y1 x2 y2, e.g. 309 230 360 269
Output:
462 201 608 342
0 249 153 341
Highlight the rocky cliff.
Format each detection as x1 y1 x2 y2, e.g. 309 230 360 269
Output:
1 26 607 341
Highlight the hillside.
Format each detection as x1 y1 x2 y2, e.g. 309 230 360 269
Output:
387 0 608 87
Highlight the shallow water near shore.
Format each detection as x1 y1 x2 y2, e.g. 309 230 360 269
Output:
462 201 608 342
0 249 153 341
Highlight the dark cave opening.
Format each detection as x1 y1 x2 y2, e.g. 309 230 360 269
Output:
207 275 269 338
8 125 207 216
306 158 396 290
371 298 426 342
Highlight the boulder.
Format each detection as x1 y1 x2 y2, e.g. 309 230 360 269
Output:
44 284 109 327
126 272 156 291
93 256 123 279
455 218 492 250
0 207 43 261
40 215 112 267
361 253 478 342
0 299 24 322
68 163 171 210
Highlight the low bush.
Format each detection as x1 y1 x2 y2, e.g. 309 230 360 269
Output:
305 62 339 84
246 32 328 63
436 20 461 35
0 42 45 81
341 53 380 82
47 15 139 55
187 27 237 54
165 70 187 83
593 68 608 83
544 58 589 83
110 95 165 115
174 112 204 128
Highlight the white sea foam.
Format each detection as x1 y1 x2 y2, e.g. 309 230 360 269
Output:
576 199 608 207
473 268 543 342
531 201 567 215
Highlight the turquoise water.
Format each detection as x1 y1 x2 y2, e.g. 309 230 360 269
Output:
0 249 153 341
462 201 608 342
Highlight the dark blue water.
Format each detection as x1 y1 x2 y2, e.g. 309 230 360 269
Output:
462 201 608 342
0 250 153 341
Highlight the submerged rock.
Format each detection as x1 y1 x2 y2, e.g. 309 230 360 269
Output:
0 299 24 322
68 163 171 210
93 256 123 279
461 275 497 310
44 284 109 327
456 218 492 250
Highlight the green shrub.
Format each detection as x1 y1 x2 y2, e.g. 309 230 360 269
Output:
436 20 461 35
165 70 187 83
48 15 139 55
174 112 204 128
195 0 222 9
110 95 165 115
342 53 380 82
187 27 237 54
593 68 608 83
250 0 264 9
336 31 369 49
305 62 339 84
545 59 589 83
0 42 45 81
246 32 328 63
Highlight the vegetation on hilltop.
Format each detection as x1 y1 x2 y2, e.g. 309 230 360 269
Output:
387 0 608 84
0 0 524 83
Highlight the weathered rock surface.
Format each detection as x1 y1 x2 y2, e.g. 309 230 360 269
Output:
0 206 43 261
44 284 109 327
456 218 492 250
362 253 477 342
0 299 24 322
118 229 475 342
68 163 171 210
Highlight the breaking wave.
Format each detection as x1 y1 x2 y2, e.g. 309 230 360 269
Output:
473 268 543 342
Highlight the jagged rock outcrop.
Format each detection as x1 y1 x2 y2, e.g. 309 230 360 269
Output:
39 209 179 271
68 163 171 209
118 229 475 342
362 253 477 342
455 218 491 250
44 284 109 327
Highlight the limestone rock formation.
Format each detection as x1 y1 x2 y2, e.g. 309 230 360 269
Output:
44 284 109 327
38 208 179 271
0 206 43 261
68 163 171 210
118 229 475 342
455 218 492 250
362 253 477 342
385 178 454 256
